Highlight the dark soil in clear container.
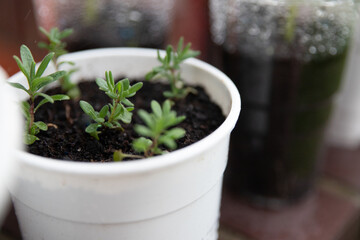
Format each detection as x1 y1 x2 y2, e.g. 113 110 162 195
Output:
220 46 349 208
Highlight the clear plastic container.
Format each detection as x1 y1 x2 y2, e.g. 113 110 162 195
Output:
209 0 358 208
32 0 175 50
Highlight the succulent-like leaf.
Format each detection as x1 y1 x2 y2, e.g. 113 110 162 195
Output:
165 128 186 139
133 137 152 153
134 125 153 138
151 100 162 118
159 136 176 150
137 110 153 128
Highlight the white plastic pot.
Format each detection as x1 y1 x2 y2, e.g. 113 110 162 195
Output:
0 67 21 225
327 21 360 148
8 48 241 240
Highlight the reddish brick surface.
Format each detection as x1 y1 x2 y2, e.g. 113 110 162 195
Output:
220 188 359 240
323 146 360 191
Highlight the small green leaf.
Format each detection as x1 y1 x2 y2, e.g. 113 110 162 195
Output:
35 94 69 112
182 49 200 60
106 91 117 99
59 28 73 39
99 105 109 119
85 123 101 134
94 117 105 123
162 100 171 114
58 61 75 67
24 134 38 145
29 62 36 83
36 52 55 78
132 137 152 153
121 78 130 91
49 70 66 81
122 98 134 107
21 101 31 120
51 94 70 101
159 136 176 150
128 82 143 95
13 56 30 81
138 110 153 127
32 76 54 91
39 27 50 38
118 109 132 124
96 77 108 91
126 106 134 112
20 45 35 74
174 115 186 125
166 128 186 139
145 71 158 81
151 100 162 118
8 82 28 93
113 150 125 162
134 125 153 138
163 91 175 98
34 121 48 131
80 100 95 115
37 42 49 50
36 92 54 104
177 37 184 54
104 122 114 128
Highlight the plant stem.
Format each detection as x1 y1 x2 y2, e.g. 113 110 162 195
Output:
29 100 35 134
108 99 120 123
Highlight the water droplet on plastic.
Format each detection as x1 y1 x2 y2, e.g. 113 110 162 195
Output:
315 34 322 42
129 11 142 22
309 46 317 54
329 47 337 55
318 45 326 53
248 25 260 36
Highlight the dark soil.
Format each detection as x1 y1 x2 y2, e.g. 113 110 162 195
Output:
28 80 225 162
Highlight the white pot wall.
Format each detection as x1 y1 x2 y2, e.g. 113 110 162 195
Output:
0 68 21 225
8 48 241 240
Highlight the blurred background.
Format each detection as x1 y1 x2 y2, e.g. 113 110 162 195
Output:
1 0 360 239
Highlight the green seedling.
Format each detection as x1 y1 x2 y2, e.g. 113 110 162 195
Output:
10 45 69 144
133 100 186 157
285 4 298 43
113 149 143 162
38 27 80 98
145 37 200 99
80 71 143 140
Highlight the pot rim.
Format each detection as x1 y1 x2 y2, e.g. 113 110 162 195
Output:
12 48 241 176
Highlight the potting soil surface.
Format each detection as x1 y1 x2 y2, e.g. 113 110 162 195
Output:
28 80 225 162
